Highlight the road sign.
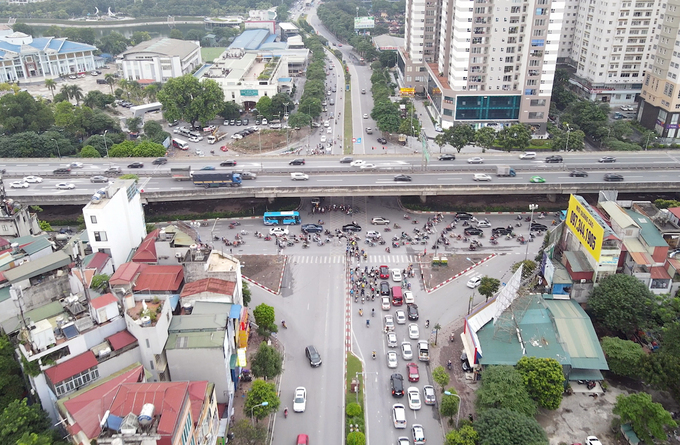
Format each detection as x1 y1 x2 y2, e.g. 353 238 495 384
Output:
352 138 356 143
357 138 362 143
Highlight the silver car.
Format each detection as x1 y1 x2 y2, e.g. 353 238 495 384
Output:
384 315 395 331
387 351 398 368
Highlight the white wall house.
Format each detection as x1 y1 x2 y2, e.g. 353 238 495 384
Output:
117 38 202 83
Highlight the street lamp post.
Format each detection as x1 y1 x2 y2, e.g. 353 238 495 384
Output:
51 139 61 159
250 401 269 425
283 103 290 151
564 123 571 152
524 204 538 261
103 130 109 159
443 391 462 428
645 132 655 151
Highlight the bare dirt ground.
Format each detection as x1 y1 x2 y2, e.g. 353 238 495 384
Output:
235 254 286 293
420 253 488 290
230 128 310 155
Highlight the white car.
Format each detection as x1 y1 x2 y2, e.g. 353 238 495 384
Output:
397 437 410 445
401 342 413 360
407 387 422 410
350 160 366 167
269 227 289 236
477 221 491 228
291 172 309 180
56 182 75 190
363 113 368 119
395 310 407 325
519 151 536 159
423 385 436 405
231 134 243 140
293 387 307 412
323 121 330 127
408 323 419 339
70 162 84 168
381 296 391 310
359 163 376 170
412 424 426 445
585 437 602 445
392 269 402 282
387 331 398 347
404 291 415 304
393 404 407 429
189 136 202 142
366 230 381 239
467 276 482 288
320 135 327 143
23 176 43 183
473 173 492 181
371 217 390 225
10 181 29 188
326 127 332 134
467 157 484 164
384 315 395 331
387 351 398 368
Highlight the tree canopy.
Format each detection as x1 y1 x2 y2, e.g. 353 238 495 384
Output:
0 92 54 135
157 75 224 127
243 379 280 421
250 342 283 380
613 392 677 443
515 357 565 410
475 365 536 417
600 337 645 378
587 273 655 333
475 408 548 445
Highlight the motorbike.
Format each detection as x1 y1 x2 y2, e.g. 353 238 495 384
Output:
359 308 363 316
281 321 287 329
403 214 411 220
264 236 272 241
284 408 288 418
372 351 376 359
394 223 401 229
447 360 452 370
302 243 310 248
384 227 392 232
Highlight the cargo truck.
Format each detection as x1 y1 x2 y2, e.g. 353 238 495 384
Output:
171 166 192 181
398 134 407 145
418 340 429 362
496 165 516 177
192 172 242 187
207 132 228 144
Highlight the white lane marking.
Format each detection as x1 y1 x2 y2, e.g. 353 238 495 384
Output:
436 177 463 180
317 179 343 182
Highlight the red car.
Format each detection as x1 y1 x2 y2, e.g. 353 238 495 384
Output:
407 362 419 382
296 434 309 445
379 265 389 279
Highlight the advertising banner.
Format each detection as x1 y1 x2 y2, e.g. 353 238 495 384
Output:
566 195 604 261
354 16 375 29
400 88 415 97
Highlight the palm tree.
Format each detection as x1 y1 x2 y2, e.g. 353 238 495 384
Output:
82 92 97 109
68 85 84 105
144 84 159 103
45 78 56 99
59 84 71 100
104 74 116 95
118 79 130 101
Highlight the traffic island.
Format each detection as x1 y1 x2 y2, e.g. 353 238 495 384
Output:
345 353 366 444
418 253 492 292
234 254 287 294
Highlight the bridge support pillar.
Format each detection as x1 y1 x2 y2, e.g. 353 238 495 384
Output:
419 195 427 204
546 193 557 203
268 197 276 204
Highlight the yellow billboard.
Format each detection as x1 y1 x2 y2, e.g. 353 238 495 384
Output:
566 195 604 261
400 88 415 97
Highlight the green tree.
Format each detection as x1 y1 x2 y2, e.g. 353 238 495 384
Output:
475 365 536 417
346 431 366 445
16 432 54 445
445 424 479 445
474 126 497 150
131 31 151 45
478 276 500 302
0 335 25 411
142 120 169 145
447 125 476 152
346 402 362 417
219 101 241 120
0 399 51 445
550 128 585 151
379 51 398 68
157 75 224 127
287 112 311 129
441 388 460 422
0 92 54 134
90 274 110 292
588 273 655 334
511 260 537 280
256 96 273 120
127 117 142 133
515 357 564 410
68 85 84 105
80 145 101 158
476 408 548 445
12 23 35 36
253 303 275 330
104 74 117 95
38 221 52 232
241 280 252 307
243 379 280 422
250 343 283 380
600 337 645 378
497 124 531 152
432 366 450 389
227 419 267 445
44 79 56 99
97 32 129 55
613 392 677 443
169 29 184 40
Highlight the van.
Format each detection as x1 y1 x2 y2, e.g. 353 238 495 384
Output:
179 128 192 137
391 286 403 306
172 138 189 150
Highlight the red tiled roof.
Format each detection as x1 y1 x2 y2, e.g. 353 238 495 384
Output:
106 330 137 350
91 293 118 310
0 236 10 247
0 271 6 282
188 381 208 428
134 265 184 292
109 382 190 436
132 229 159 264
45 351 98 385
109 262 145 286
651 266 671 280
668 207 680 220
85 252 110 272
180 278 236 298
62 365 145 439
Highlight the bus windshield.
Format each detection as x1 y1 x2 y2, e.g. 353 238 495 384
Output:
263 211 301 225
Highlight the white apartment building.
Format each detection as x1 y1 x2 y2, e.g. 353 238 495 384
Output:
403 0 563 133
638 0 680 137
117 38 202 83
82 180 146 270
566 0 660 105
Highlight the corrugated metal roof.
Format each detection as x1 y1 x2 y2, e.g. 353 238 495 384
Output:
625 209 668 247
134 265 184 292
91 293 118 310
132 229 158 263
121 37 199 59
3 250 71 283
168 313 227 332
600 201 638 230
564 250 594 273
45 350 98 384
166 330 226 349
109 262 144 285
650 266 671 279
180 277 235 297
0 300 65 334
106 330 137 350
229 29 270 49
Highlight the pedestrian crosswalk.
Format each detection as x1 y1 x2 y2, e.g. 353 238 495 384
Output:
290 254 417 264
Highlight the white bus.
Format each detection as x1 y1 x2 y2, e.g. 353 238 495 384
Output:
172 138 189 150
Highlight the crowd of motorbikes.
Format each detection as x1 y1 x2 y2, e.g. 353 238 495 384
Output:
349 264 416 307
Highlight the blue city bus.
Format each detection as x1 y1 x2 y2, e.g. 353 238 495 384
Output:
263 211 301 225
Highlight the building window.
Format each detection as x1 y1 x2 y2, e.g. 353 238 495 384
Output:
90 216 97 224
528 112 545 119
93 231 107 242
54 367 100 397
530 99 547 106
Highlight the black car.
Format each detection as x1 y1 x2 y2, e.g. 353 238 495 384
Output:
390 373 405 397
462 358 473 373
394 175 412 182
220 160 238 166
439 154 456 161
235 120 242 126
599 156 616 163
492 227 512 236
255 118 261 125
455 212 474 220
127 162 144 168
377 137 387 144
570 170 588 177
302 223 324 233
531 223 548 231
53 167 71 175
305 345 322 367
545 155 563 163
152 157 167 165
464 227 483 236
380 281 390 296
342 223 362 232
243 118 249 125
604 173 624 181
407 304 419 321
289 158 306 165
340 156 353 163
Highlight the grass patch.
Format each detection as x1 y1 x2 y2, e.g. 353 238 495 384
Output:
346 353 364 408
344 85 352 154
201 47 226 62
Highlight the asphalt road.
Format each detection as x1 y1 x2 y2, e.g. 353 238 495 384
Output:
191 197 544 445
